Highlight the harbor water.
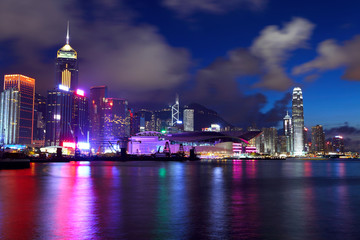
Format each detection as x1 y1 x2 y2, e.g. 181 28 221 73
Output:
0 159 360 239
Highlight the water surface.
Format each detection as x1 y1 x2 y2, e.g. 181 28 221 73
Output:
1 159 360 239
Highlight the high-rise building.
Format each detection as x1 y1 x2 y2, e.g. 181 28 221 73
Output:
46 23 89 148
262 127 278 155
311 125 325 153
0 74 35 144
283 111 293 153
89 86 108 151
55 22 78 90
0 88 20 144
184 109 194 132
103 98 130 151
332 136 344 153
292 87 305 155
72 89 89 143
33 93 47 146
171 94 179 126
45 88 73 146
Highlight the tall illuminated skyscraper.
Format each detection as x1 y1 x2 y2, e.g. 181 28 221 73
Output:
55 22 78 90
46 23 88 147
292 87 305 155
0 74 35 144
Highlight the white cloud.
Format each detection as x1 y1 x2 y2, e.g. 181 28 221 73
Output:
293 36 360 81
250 17 315 90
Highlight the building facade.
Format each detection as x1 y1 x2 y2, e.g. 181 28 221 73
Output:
184 109 194 132
292 87 305 155
103 98 130 151
311 125 325 153
283 111 293 154
45 89 74 146
0 88 20 144
33 93 47 145
89 86 108 151
0 74 35 144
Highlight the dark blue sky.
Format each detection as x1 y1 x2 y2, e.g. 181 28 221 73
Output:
1 0 360 130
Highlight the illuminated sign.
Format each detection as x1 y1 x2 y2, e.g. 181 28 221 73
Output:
63 142 75 148
58 84 69 92
76 89 85 96
78 142 90 150
54 114 61 120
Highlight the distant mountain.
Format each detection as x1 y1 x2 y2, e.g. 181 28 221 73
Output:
185 103 233 131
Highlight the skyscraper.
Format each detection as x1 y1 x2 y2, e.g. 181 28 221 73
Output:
283 111 293 153
46 23 88 147
33 93 47 146
261 127 278 155
89 86 108 151
55 22 78 90
184 109 194 132
311 125 325 153
171 94 179 126
332 136 344 153
45 88 73 146
103 98 130 150
292 87 305 155
0 74 35 144
72 89 89 143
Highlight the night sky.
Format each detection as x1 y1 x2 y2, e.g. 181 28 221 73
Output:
1 0 360 138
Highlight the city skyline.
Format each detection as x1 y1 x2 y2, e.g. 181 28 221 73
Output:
0 1 359 134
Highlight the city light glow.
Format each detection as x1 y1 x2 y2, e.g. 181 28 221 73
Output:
58 84 69 91
76 89 85 96
63 142 76 148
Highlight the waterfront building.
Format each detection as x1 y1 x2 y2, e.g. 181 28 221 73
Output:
103 98 130 151
55 22 78 90
292 87 305 155
0 74 35 144
311 125 325 154
332 136 344 153
33 93 47 146
262 127 278 155
283 111 293 154
184 109 194 132
45 88 73 146
89 86 108 151
72 89 89 143
46 23 84 147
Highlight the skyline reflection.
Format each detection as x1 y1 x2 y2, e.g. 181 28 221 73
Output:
1 160 360 239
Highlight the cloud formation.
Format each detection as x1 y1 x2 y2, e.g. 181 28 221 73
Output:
250 17 315 90
293 36 360 81
185 18 314 126
162 0 267 16
0 0 190 102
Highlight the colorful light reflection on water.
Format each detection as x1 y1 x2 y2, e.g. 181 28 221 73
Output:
1 159 360 239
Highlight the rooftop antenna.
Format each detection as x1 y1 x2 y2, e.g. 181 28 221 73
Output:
66 21 70 45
